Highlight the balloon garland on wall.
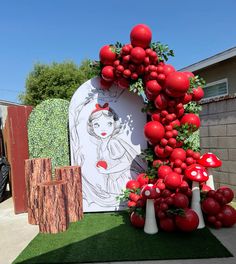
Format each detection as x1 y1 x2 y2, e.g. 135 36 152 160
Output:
95 24 236 233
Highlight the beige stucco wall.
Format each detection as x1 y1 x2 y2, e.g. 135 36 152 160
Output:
196 57 236 95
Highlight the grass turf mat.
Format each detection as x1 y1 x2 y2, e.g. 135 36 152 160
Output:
13 212 232 263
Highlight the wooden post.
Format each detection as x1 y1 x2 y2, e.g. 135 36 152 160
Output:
55 166 83 222
38 180 69 233
25 158 52 224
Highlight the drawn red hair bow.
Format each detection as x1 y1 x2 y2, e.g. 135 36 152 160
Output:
92 103 109 113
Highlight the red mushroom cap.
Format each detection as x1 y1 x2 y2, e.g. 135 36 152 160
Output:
184 164 209 182
141 184 161 199
198 152 222 168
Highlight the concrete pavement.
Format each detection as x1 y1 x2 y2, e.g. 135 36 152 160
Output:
0 198 38 264
0 197 235 264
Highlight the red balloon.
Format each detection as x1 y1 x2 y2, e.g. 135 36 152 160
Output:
175 209 199 232
130 24 152 48
159 217 176 232
130 212 145 228
220 205 236 227
164 172 182 189
201 197 221 215
144 121 165 143
180 114 200 132
165 71 190 95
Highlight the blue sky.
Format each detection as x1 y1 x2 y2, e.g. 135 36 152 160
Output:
1 0 236 103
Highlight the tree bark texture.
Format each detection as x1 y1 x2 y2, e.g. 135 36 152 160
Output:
38 180 69 233
55 166 83 222
25 158 52 224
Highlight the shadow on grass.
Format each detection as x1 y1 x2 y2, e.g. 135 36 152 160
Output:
13 212 233 264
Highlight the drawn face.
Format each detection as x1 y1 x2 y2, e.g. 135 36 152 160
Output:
92 113 115 139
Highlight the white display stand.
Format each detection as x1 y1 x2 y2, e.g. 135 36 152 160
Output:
69 77 147 212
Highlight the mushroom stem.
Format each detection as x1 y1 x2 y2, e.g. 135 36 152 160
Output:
144 199 158 234
206 168 215 190
191 181 205 229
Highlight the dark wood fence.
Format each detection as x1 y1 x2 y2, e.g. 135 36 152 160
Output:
3 105 33 213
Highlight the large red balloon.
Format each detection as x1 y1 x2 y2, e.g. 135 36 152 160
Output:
165 71 190 96
144 121 165 144
220 205 236 227
175 209 199 232
130 24 152 48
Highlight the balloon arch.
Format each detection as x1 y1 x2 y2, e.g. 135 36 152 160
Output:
94 24 236 233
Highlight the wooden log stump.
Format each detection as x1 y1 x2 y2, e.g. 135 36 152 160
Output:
38 180 68 233
25 158 52 225
55 166 83 222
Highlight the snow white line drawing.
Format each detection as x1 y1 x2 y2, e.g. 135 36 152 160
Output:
87 103 147 197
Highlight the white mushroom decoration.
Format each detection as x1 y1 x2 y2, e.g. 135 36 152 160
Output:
198 152 222 190
184 164 209 229
141 184 161 234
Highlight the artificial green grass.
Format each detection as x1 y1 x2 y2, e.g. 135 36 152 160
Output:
13 212 232 264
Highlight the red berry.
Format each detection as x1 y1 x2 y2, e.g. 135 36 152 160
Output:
161 110 168 117
181 162 187 170
172 129 178 137
113 60 120 67
165 145 173 154
186 157 194 165
160 202 169 211
168 138 177 147
131 72 138 80
123 69 131 78
174 159 183 167
128 64 136 72
160 138 168 146
166 114 174 122
173 167 182 174
123 55 130 63
165 125 173 131
101 66 115 81
186 149 194 157
165 131 173 139
192 152 201 160
157 73 166 82
150 71 158 80
116 65 124 73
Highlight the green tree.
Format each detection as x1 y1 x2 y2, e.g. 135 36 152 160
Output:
19 60 99 106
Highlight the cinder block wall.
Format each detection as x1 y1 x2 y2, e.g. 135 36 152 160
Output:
200 97 236 195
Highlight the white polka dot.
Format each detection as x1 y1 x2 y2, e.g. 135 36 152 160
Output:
196 166 202 169
156 188 160 193
148 184 153 187
203 172 208 176
145 190 151 196
191 171 197 176
206 158 212 162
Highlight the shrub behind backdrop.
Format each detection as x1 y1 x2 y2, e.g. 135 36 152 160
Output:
28 99 70 174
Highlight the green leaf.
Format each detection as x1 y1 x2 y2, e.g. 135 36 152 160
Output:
129 78 144 96
184 102 202 114
151 41 175 62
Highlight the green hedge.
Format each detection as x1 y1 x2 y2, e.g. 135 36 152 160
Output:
28 99 70 174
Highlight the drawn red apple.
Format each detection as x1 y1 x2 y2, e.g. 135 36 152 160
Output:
96 160 108 169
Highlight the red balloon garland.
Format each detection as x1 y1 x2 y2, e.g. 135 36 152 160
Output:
97 24 236 231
